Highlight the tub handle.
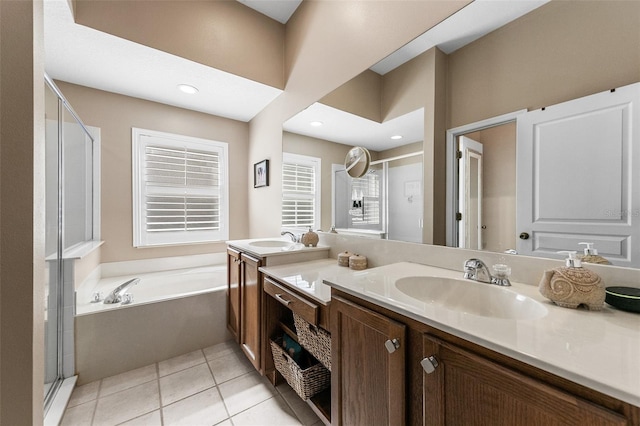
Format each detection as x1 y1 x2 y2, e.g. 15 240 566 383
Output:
274 293 291 306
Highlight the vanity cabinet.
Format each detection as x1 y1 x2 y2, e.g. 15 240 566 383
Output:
239 252 262 371
422 334 627 425
262 274 332 424
226 248 241 342
331 295 406 426
226 248 263 372
331 289 640 426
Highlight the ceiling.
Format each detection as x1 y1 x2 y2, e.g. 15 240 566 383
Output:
44 0 548 135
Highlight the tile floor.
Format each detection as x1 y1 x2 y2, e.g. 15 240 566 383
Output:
61 341 324 426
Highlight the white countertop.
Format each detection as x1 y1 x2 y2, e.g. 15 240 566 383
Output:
265 260 639 407
227 238 329 258
259 259 346 305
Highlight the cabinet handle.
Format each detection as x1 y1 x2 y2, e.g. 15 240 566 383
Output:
384 338 400 353
274 293 291 306
421 355 439 374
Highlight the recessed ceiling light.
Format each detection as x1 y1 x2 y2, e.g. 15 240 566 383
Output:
309 121 324 127
177 84 199 94
390 135 403 140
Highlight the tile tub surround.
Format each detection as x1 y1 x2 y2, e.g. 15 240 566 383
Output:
62 342 323 426
323 261 640 408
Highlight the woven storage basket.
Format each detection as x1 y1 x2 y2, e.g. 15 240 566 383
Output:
270 336 330 400
293 313 331 371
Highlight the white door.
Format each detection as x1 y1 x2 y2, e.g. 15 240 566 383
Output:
458 136 483 250
516 82 640 267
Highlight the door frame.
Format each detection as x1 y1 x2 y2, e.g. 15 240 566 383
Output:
445 109 527 247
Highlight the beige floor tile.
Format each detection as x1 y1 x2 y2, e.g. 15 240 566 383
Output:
231 396 301 426
117 410 162 426
218 371 278 416
277 384 322 426
208 350 253 384
203 340 240 361
60 399 96 426
100 364 158 398
159 362 215 406
158 349 206 377
93 381 160 426
214 420 233 426
67 380 100 408
162 387 228 426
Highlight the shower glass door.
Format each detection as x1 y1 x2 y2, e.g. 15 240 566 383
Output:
44 80 62 406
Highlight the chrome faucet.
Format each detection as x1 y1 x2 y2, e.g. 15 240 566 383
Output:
463 259 511 286
281 231 299 242
103 278 139 304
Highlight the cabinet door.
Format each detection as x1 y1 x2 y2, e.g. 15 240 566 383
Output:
331 295 406 426
226 249 242 343
422 334 627 426
240 253 262 372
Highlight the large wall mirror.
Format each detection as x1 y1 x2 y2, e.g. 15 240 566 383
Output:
281 0 640 268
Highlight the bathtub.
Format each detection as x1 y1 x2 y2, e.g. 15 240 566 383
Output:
75 264 231 385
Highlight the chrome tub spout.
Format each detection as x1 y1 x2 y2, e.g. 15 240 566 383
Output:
103 278 139 304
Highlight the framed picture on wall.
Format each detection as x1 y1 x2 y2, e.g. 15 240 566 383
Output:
254 159 269 188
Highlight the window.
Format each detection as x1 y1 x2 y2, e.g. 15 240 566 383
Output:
350 172 381 227
132 128 228 247
282 153 321 230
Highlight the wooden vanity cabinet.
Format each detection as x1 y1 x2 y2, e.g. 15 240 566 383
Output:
331 295 406 426
226 248 264 372
239 253 262 371
422 334 628 426
261 274 332 424
226 248 241 342
331 289 640 426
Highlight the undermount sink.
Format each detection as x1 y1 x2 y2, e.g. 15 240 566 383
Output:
395 276 547 320
249 240 294 248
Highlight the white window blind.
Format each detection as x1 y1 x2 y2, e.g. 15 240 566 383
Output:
133 128 228 247
282 153 321 230
351 173 381 226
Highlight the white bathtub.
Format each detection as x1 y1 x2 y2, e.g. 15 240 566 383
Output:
77 265 227 316
75 264 231 384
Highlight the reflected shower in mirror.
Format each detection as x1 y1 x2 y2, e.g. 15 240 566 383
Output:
283 103 424 242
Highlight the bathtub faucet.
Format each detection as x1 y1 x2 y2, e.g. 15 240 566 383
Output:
103 278 139 304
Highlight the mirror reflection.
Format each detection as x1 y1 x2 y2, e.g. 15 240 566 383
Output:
282 1 640 268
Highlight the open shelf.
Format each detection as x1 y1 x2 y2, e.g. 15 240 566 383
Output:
279 320 298 343
308 388 331 425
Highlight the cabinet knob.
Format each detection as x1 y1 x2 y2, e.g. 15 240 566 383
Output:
384 338 401 353
519 232 530 240
421 355 439 374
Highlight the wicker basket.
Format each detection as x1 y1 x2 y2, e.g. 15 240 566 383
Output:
293 313 331 371
270 336 331 400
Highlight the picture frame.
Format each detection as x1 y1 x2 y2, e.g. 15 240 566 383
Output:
254 159 269 188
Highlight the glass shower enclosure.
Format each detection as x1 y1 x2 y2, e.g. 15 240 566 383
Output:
334 152 423 243
44 75 97 411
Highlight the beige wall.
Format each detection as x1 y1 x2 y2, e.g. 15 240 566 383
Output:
248 1 470 238
283 132 352 231
75 0 285 89
447 0 640 128
56 82 251 263
0 0 45 423
320 70 382 122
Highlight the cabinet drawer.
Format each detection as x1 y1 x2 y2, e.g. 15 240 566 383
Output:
264 277 318 325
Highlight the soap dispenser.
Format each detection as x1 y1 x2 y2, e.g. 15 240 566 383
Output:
578 242 611 265
539 251 605 310
300 227 319 247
